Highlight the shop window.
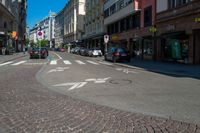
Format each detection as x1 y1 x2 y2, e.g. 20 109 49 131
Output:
164 38 189 63
144 6 152 27
143 39 153 55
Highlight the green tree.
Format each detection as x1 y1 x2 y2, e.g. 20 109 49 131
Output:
37 39 49 47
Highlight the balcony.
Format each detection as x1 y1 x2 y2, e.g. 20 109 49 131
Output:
104 3 136 26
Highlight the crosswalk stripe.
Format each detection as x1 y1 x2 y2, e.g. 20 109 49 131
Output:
63 60 72 65
75 60 85 65
0 61 13 66
87 60 99 65
50 60 57 65
11 61 27 66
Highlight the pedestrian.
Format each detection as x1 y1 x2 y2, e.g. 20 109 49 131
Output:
23 46 26 54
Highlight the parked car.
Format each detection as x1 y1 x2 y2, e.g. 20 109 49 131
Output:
105 47 130 62
88 49 102 57
70 48 75 53
60 48 65 52
29 47 49 59
80 48 89 56
74 47 81 54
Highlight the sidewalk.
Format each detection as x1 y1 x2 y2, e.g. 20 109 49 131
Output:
95 57 200 79
0 52 27 63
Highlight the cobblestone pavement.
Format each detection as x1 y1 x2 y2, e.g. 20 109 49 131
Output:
0 66 199 133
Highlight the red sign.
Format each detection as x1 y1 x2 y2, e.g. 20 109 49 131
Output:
38 31 42 36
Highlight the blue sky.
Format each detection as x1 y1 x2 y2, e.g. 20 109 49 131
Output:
27 0 68 29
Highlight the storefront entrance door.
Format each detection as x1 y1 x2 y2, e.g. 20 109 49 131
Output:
194 30 200 64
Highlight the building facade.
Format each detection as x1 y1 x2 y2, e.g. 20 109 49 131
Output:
63 0 85 45
156 0 200 64
29 11 56 48
0 0 27 54
55 9 64 48
83 0 104 52
103 0 156 59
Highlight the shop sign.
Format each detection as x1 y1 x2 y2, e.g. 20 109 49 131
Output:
149 26 157 33
166 25 176 31
12 31 17 39
111 35 119 42
195 17 200 22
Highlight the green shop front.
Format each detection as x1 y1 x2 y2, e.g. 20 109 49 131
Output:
160 32 189 64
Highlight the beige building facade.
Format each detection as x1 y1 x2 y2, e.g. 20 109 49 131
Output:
83 0 104 52
63 0 85 45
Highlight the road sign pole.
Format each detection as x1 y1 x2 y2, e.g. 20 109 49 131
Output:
39 41 41 59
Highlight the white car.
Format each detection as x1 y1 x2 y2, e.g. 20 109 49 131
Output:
89 49 102 57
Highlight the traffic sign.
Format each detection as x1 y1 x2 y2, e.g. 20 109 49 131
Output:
104 35 109 43
37 31 43 40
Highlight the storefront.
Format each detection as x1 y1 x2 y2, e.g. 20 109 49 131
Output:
160 32 189 64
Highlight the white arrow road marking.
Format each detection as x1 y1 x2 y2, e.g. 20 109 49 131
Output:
98 61 113 66
11 61 27 66
85 79 96 82
75 60 85 65
63 60 72 65
0 61 13 66
53 82 87 91
116 68 138 74
85 77 111 83
50 60 57 65
77 82 87 88
47 67 69 74
116 68 123 71
87 60 99 65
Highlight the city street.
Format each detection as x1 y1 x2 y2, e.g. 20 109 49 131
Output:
0 51 199 132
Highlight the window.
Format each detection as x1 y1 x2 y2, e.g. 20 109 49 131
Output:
104 9 109 18
110 4 116 15
114 22 119 33
120 19 125 32
132 13 140 29
117 0 124 10
168 0 190 9
144 6 152 27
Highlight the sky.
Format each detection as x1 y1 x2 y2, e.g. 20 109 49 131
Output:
27 0 68 29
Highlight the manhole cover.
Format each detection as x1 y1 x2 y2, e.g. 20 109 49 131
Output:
109 79 132 85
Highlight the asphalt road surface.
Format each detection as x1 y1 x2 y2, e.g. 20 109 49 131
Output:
0 51 199 133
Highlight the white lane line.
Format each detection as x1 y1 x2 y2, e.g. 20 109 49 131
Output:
98 61 113 66
75 60 85 65
50 60 57 65
0 61 13 67
11 61 27 66
87 60 99 65
53 52 62 60
63 60 72 65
